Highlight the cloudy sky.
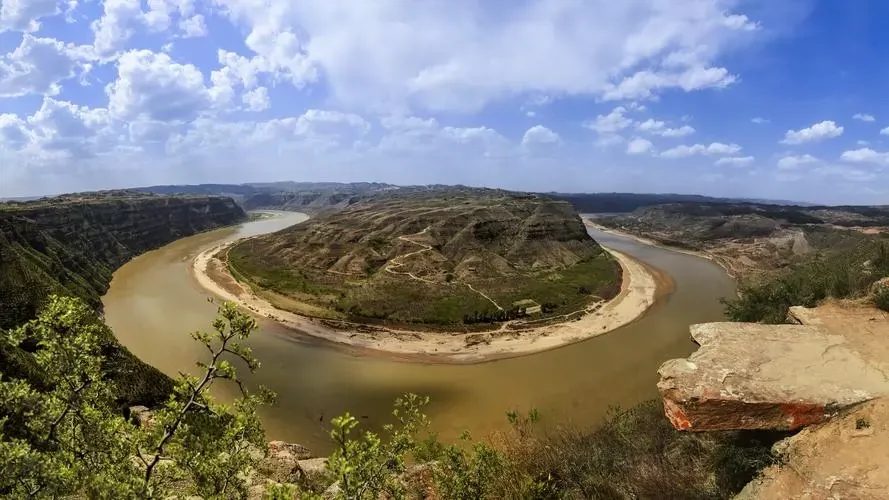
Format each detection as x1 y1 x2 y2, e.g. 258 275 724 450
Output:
0 0 887 204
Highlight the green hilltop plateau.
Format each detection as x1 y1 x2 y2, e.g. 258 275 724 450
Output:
228 187 622 329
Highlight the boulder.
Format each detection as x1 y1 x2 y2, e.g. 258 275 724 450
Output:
259 441 314 483
129 405 155 427
297 457 328 483
658 319 889 431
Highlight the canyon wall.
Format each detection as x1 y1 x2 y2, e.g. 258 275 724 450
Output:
0 192 245 406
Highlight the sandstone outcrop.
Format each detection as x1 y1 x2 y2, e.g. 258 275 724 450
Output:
658 302 889 431
737 399 889 499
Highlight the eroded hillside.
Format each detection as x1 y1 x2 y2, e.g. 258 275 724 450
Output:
596 202 889 279
228 188 621 328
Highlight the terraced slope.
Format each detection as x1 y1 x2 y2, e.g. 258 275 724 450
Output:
229 188 621 328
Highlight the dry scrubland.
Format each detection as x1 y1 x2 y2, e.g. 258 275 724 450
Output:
227 188 621 330
596 202 889 281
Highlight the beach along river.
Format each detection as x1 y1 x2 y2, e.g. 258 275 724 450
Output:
103 211 735 454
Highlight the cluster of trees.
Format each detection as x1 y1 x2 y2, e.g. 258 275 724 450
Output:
723 240 889 323
462 306 525 325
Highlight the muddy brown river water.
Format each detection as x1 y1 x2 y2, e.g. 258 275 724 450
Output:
103 212 735 454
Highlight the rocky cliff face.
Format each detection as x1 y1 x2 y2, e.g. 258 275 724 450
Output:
0 192 245 406
0 193 245 328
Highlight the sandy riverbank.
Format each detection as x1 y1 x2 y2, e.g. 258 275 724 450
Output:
192 234 666 363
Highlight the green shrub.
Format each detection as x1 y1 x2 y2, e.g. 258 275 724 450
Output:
724 240 889 323
874 287 889 312
0 296 272 498
298 400 779 500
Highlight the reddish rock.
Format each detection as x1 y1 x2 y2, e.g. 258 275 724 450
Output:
737 399 889 499
657 321 889 431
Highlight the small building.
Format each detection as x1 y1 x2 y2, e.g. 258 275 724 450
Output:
513 299 542 315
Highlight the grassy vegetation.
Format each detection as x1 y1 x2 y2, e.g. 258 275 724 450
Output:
724 239 889 323
488 401 780 499
229 243 619 328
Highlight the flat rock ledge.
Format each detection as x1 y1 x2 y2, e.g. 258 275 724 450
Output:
658 303 889 432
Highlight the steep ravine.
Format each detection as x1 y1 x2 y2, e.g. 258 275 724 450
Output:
0 192 246 406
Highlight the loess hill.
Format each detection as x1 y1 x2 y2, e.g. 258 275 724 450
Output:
229 188 621 328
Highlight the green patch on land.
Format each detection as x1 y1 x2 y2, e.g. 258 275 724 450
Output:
724 239 889 323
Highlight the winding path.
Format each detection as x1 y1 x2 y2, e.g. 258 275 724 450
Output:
383 226 503 310
383 226 435 284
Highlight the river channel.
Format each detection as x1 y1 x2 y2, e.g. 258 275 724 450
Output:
104 211 735 453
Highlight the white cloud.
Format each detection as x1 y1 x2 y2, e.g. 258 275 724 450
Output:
91 0 143 57
881 126 889 136
603 66 736 101
107 50 212 121
751 117 768 124
853 113 875 122
626 137 654 155
525 111 536 118
0 35 83 97
585 106 631 134
715 156 754 166
0 0 62 32
26 97 115 157
840 148 889 166
211 0 760 113
291 109 370 136
706 142 742 155
242 86 269 111
635 119 695 137
660 142 741 158
781 120 843 145
521 125 560 148
857 140 870 146
0 113 30 148
179 14 207 37
777 154 819 170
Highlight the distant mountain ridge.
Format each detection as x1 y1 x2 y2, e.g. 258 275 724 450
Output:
128 182 832 215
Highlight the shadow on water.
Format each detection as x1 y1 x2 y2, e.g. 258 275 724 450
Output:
104 212 735 454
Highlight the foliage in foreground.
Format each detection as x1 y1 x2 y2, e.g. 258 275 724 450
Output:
285 400 777 500
2 296 778 499
723 239 889 323
0 296 272 498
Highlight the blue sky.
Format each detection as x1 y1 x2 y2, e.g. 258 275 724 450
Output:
0 0 887 204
